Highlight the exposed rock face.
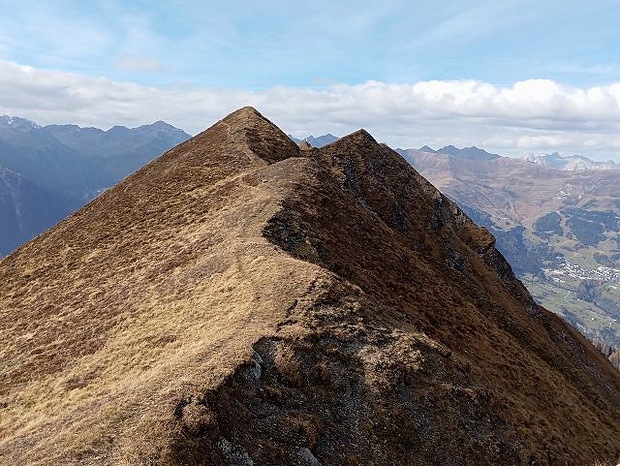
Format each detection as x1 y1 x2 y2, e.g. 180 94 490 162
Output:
593 338 620 370
1 107 619 465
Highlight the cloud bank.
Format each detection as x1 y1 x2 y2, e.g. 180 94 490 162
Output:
1 61 620 160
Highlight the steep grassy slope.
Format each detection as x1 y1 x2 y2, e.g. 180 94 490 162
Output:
400 148 620 353
1 108 619 465
0 108 318 464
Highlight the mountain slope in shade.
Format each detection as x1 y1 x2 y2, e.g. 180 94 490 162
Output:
400 147 620 357
44 121 191 182
0 165 69 256
1 108 619 465
0 116 190 256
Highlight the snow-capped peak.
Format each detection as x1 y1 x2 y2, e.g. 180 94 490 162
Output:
521 152 619 171
0 116 41 131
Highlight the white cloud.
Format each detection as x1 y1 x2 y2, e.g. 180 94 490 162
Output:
1 61 620 160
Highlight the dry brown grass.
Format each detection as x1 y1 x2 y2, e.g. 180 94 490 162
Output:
273 342 304 387
1 107 619 465
0 108 324 465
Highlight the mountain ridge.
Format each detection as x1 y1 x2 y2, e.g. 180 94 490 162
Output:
417 144 501 161
288 133 339 148
1 107 619 465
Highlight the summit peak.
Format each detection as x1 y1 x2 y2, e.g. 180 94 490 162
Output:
322 128 381 153
218 106 264 127
213 106 300 164
0 115 40 132
346 128 376 143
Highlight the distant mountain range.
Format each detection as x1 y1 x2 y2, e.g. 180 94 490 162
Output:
399 145 620 361
293 134 620 171
417 143 618 169
0 116 190 255
288 133 339 148
416 144 501 161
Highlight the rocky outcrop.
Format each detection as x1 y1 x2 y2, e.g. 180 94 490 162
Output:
593 338 620 370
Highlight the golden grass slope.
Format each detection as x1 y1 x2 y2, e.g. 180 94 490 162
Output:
0 108 328 464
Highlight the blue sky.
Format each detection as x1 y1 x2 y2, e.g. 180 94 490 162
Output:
1 0 620 159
